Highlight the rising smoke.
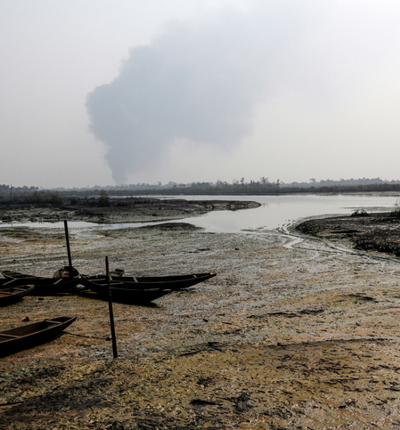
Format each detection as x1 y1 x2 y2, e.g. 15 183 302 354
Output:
86 2 312 184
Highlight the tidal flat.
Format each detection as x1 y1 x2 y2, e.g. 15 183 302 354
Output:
1 202 400 429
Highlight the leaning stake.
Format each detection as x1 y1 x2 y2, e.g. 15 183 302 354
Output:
106 256 118 358
64 220 73 276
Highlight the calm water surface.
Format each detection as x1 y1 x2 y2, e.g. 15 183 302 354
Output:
166 194 399 233
1 194 399 234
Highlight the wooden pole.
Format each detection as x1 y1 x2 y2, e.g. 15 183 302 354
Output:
106 256 118 358
64 220 73 276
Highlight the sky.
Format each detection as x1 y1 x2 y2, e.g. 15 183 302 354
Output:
2 0 400 188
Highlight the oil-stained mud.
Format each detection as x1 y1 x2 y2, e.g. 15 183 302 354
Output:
296 212 400 257
1 207 400 428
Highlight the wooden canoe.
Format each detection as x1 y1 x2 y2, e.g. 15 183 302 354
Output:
0 316 77 357
0 285 35 306
78 278 173 304
0 277 21 288
81 272 216 291
0 269 80 295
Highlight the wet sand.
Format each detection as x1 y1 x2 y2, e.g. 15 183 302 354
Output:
1 205 400 429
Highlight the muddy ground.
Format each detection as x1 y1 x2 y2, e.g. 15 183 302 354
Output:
296 211 400 257
0 198 260 224
2 201 400 429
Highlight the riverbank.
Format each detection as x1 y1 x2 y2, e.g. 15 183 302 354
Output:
2 208 400 428
296 211 400 257
0 198 261 224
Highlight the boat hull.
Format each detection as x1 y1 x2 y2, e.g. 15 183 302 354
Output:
81 272 216 291
0 285 35 306
78 281 173 304
0 316 77 357
1 270 79 295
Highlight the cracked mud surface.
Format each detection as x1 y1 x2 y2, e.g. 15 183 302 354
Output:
2 207 400 429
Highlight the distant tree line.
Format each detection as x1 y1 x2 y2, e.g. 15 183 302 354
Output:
2 177 400 203
136 179 400 196
0 185 40 201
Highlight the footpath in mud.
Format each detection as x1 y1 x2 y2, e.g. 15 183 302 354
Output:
1 204 400 428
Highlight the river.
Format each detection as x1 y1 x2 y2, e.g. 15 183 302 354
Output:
157 193 400 233
1 193 398 234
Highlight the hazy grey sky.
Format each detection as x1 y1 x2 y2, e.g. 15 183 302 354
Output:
2 1 400 187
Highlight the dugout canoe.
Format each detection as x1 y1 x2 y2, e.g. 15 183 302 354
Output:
0 316 77 357
0 277 20 288
0 285 35 306
78 278 173 304
0 268 80 295
81 272 216 291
